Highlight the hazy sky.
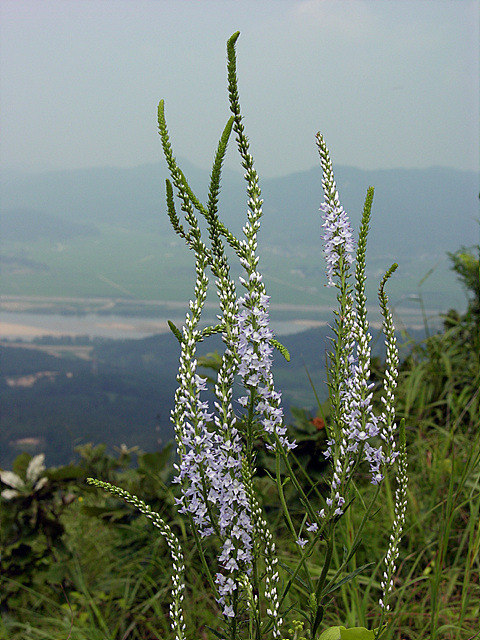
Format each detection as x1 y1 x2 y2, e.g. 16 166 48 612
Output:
1 0 478 178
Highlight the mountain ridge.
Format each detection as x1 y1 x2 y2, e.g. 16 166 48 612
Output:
1 160 477 309
2 161 477 257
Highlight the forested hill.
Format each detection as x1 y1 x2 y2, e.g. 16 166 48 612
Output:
0 324 424 469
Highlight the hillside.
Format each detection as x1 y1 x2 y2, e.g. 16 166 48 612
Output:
1 162 477 310
0 323 424 469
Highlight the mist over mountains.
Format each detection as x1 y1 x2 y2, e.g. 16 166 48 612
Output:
2 161 478 251
1 162 477 465
1 160 478 310
1 208 98 243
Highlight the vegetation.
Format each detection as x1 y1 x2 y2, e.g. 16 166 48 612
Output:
1 29 479 640
0 338 178 468
1 253 478 638
4 324 392 469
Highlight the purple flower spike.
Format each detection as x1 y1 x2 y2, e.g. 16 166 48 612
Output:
320 201 355 287
316 133 355 286
235 290 296 453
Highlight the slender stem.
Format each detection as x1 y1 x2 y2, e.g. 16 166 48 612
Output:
276 447 298 541
273 431 320 527
322 484 381 599
315 526 335 602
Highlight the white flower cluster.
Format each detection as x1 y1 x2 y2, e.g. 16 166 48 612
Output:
316 132 402 525
316 133 355 287
380 441 408 611
379 303 400 466
236 271 295 453
172 341 254 618
167 244 253 618
321 295 386 517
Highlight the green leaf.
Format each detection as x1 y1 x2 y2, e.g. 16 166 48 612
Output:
312 604 324 637
340 627 376 640
318 626 343 640
178 168 207 217
318 627 376 640
47 464 85 481
205 626 227 640
271 338 291 361
80 505 126 519
12 452 32 481
324 562 374 595
168 320 183 343
138 444 173 473
44 561 70 584
278 560 309 589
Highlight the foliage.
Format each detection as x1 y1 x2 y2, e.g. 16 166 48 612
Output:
85 31 408 640
386 248 480 639
0 339 179 469
0 452 83 611
1 30 478 640
447 244 480 320
1 284 479 638
0 443 192 640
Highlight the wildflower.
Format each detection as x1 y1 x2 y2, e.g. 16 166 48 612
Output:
235 286 295 452
378 267 400 467
0 454 48 500
316 132 355 287
380 422 408 611
166 242 254 618
317 134 401 522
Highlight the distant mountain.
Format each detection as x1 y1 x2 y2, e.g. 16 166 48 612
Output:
1 161 477 309
0 208 98 242
1 161 478 258
262 166 479 259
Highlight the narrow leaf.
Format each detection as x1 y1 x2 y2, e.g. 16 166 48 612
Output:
168 320 183 343
312 604 325 637
324 562 374 595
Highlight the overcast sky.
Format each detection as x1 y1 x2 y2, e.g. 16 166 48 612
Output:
1 0 478 178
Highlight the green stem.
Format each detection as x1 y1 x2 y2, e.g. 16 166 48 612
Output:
323 484 381 598
315 526 334 602
273 431 320 527
276 445 298 541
